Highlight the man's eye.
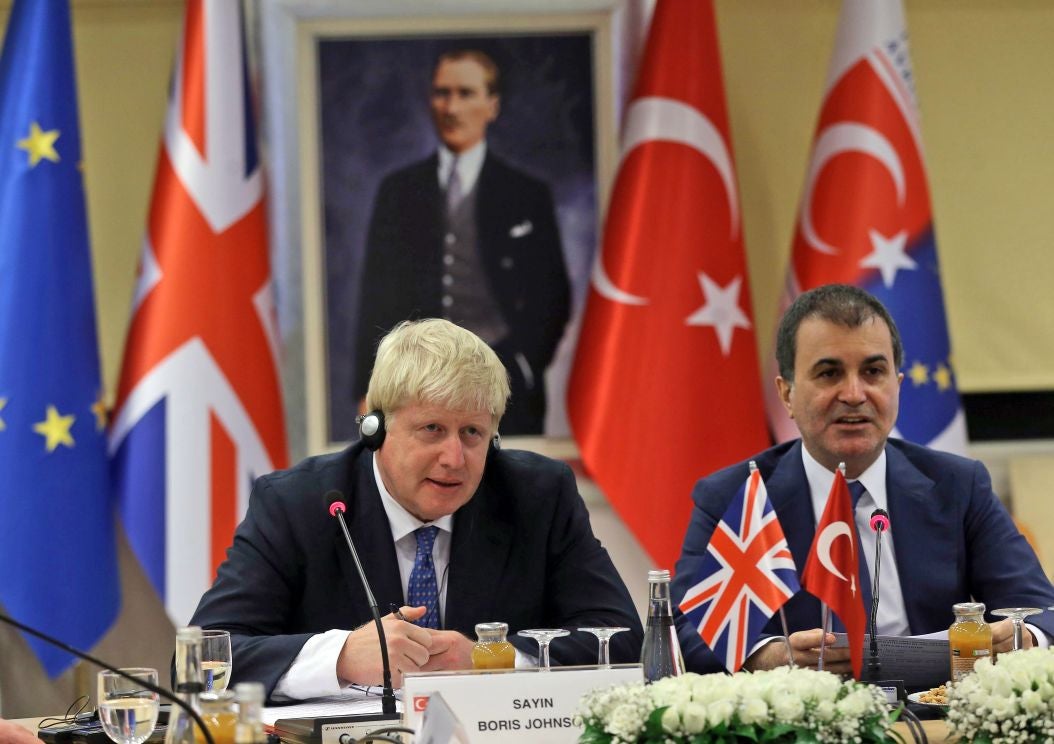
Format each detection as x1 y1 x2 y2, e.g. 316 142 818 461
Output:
423 423 441 433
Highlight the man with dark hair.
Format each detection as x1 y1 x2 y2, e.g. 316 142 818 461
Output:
673 283 1054 674
354 48 570 435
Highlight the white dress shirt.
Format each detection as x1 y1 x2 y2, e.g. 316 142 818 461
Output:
800 447 910 636
271 455 453 700
437 141 486 196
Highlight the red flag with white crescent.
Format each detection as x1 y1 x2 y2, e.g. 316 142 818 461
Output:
801 470 866 679
567 0 768 570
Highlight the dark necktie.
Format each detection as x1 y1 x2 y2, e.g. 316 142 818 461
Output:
407 526 440 629
848 481 874 616
445 159 462 216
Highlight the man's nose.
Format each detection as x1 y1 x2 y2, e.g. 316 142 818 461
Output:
839 374 867 404
437 434 465 468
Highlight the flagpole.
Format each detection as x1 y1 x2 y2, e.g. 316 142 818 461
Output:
817 604 833 672
778 608 796 668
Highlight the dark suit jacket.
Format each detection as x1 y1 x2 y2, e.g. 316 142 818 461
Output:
190 443 642 699
353 151 571 434
672 438 1054 674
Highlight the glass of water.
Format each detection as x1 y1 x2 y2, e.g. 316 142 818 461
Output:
201 629 233 691
97 668 160 744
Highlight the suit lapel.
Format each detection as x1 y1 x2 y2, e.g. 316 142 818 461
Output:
444 477 513 632
884 444 943 634
336 449 403 618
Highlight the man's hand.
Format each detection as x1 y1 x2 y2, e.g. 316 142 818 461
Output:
743 629 853 674
421 631 474 672
0 718 41 744
336 606 433 688
991 618 1036 654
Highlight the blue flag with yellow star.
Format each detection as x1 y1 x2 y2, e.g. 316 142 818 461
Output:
0 0 120 676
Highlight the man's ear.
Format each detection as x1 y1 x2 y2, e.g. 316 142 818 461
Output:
775 376 794 418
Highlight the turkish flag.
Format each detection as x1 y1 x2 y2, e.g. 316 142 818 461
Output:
567 0 768 570
801 470 866 678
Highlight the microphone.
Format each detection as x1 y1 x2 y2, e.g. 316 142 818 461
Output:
865 508 890 681
325 490 399 718
0 612 215 744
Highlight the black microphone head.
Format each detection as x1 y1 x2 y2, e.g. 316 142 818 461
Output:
869 508 890 532
325 490 347 517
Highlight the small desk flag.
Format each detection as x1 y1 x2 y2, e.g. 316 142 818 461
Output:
678 468 800 672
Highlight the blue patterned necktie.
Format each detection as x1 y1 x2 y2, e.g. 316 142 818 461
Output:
407 526 440 629
848 480 873 613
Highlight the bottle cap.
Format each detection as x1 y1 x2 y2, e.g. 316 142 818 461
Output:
176 626 203 642
234 682 265 704
952 602 986 615
648 569 671 582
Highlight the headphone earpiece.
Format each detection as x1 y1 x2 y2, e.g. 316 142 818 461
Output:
357 410 385 451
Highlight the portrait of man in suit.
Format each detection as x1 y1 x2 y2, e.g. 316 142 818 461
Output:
353 49 570 435
316 33 597 444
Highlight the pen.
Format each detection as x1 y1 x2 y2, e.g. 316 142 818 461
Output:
389 603 409 621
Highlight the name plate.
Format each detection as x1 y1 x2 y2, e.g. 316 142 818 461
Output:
403 664 641 742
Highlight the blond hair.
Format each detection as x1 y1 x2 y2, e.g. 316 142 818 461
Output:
365 319 509 425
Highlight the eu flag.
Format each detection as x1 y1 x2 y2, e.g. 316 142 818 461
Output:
0 0 120 676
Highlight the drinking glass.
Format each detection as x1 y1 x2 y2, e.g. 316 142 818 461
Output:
577 627 630 667
201 629 233 691
992 607 1043 650
97 668 160 744
517 629 570 670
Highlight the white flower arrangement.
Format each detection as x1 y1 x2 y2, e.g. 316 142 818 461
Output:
577 667 898 743
946 647 1054 743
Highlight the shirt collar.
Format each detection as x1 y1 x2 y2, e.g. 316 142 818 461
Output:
438 141 487 193
800 443 889 513
372 452 454 542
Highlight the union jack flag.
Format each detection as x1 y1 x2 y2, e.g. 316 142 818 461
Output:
678 467 800 672
109 0 288 624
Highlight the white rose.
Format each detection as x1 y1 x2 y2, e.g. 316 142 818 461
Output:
814 699 837 722
1021 689 1045 715
738 697 769 725
772 693 805 722
660 705 682 735
681 702 708 734
707 699 736 728
835 689 870 718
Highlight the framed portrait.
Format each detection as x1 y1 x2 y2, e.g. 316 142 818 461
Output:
258 2 622 457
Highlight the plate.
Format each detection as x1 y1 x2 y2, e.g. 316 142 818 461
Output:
907 691 948 707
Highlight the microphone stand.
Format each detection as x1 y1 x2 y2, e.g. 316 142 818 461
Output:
328 499 398 717
866 515 884 681
0 613 215 744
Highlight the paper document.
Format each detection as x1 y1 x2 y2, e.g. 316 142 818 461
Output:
832 633 949 689
263 690 403 726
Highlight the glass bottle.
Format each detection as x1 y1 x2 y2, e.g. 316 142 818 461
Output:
197 691 237 744
949 602 992 682
165 626 205 744
234 683 267 744
641 569 685 682
471 622 515 670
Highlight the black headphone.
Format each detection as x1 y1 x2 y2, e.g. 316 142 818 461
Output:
357 410 386 450
356 410 501 452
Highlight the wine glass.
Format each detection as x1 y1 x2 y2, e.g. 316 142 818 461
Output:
97 668 160 744
992 607 1043 650
201 629 233 691
577 627 630 667
517 629 570 670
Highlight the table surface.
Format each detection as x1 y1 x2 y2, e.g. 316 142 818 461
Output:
13 715 953 742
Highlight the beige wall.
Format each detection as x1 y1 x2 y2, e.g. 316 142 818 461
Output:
64 0 1054 407
2 0 1054 715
